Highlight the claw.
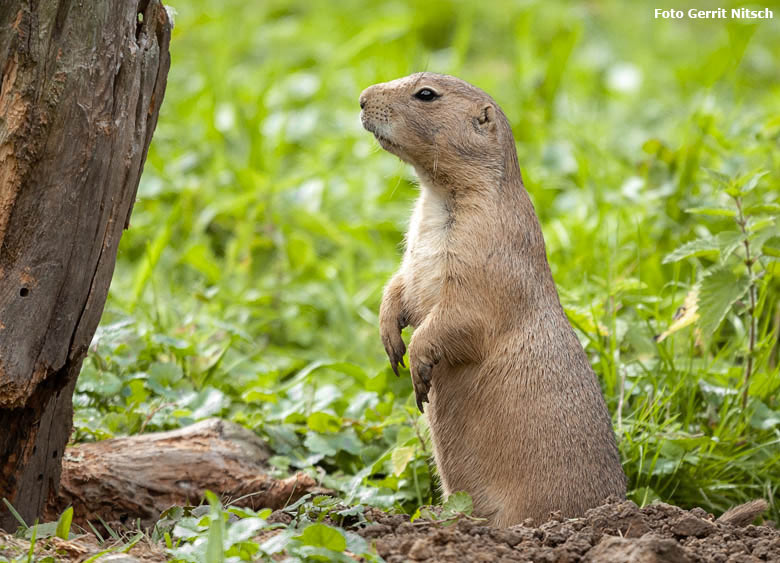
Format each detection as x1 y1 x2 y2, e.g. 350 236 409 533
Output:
391 360 399 377
415 382 429 413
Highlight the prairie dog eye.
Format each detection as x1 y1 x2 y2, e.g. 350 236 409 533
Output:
414 88 439 101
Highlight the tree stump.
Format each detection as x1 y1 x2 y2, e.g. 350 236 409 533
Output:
0 1 171 530
44 419 329 528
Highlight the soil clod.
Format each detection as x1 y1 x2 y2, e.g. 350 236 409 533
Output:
356 498 777 562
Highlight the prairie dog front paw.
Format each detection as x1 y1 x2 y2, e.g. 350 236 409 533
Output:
380 314 406 376
409 332 439 412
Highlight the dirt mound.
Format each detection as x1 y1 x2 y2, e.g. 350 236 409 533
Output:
352 498 778 562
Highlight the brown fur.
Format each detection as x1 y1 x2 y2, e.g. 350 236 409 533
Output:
360 73 627 527
716 499 768 527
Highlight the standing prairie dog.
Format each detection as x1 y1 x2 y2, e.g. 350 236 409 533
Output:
359 73 626 527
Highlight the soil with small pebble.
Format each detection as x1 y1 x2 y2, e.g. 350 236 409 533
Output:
346 498 779 562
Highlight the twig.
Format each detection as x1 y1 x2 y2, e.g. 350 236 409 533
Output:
734 197 756 409
138 402 174 434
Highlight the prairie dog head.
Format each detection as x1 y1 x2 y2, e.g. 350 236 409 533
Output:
359 73 519 186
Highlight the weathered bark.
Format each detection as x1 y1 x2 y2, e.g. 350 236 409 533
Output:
0 0 171 529
44 419 329 528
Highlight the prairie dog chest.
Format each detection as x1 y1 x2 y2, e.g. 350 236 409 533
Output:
400 187 452 324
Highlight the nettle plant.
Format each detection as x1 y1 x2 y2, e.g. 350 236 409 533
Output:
661 169 779 408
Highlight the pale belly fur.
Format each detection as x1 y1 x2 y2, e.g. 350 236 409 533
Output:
400 187 450 323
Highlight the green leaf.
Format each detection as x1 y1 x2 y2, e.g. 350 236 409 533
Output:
651 458 678 477
295 523 347 552
442 491 473 517
685 206 737 217
28 522 37 561
242 387 277 404
701 168 730 188
205 491 225 563
260 529 296 555
225 518 266 547
391 446 416 476
181 242 223 283
307 412 342 433
747 216 776 233
25 522 58 540
2 498 28 530
749 401 780 430
148 362 184 387
304 428 362 456
762 236 780 258
188 387 230 419
662 231 743 264
630 487 663 507
344 531 369 555
697 267 750 336
55 506 73 540
286 234 316 270
744 203 780 215
121 533 144 553
83 548 116 563
739 170 768 194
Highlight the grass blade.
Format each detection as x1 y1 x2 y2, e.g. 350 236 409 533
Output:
55 506 74 540
2 498 28 531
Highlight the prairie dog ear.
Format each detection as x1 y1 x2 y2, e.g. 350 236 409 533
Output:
474 104 497 134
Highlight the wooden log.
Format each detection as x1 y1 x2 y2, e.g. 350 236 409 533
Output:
44 419 328 528
0 0 171 529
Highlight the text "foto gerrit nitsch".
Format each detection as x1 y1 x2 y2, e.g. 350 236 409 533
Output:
654 8 774 19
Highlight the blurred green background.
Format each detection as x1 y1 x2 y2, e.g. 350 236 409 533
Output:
75 0 779 520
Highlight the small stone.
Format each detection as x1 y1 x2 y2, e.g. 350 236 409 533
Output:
408 538 433 560
398 538 415 555
548 510 564 522
359 523 392 538
690 507 712 520
585 534 691 563
431 528 456 545
374 539 391 558
724 554 760 563
491 527 526 547
562 529 595 555
672 513 717 538
551 547 579 563
587 500 650 538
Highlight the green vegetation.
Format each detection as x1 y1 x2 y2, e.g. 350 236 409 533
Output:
69 0 779 559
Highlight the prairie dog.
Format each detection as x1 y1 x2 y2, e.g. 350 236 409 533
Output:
359 73 626 527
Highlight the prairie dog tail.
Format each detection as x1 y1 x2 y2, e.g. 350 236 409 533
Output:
716 499 769 527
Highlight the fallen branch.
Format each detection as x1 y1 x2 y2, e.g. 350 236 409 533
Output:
44 419 330 528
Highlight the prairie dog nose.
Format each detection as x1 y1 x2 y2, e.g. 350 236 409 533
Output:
359 84 380 109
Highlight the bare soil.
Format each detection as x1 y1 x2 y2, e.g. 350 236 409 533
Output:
348 498 779 562
3 497 776 561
